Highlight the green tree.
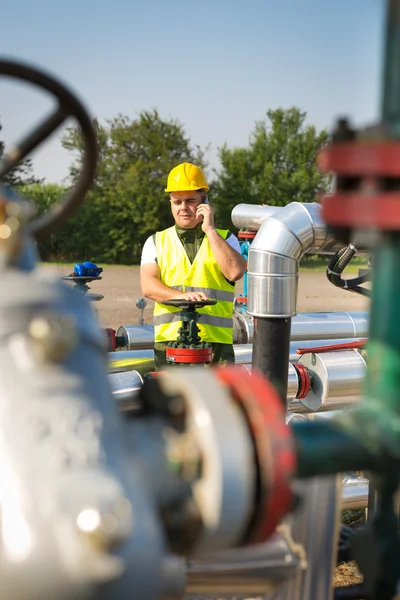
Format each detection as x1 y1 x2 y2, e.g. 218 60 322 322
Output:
61 109 206 263
19 183 70 260
0 120 42 187
213 107 331 230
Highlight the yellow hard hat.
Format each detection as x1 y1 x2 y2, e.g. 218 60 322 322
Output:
165 162 209 193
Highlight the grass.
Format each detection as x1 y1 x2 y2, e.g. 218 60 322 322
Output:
299 256 369 273
39 257 369 274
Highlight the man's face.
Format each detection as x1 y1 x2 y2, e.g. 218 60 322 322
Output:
170 190 203 229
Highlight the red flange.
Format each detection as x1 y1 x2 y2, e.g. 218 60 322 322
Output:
235 296 248 304
238 231 257 239
104 328 116 352
318 141 400 177
319 140 400 230
294 363 311 400
216 367 296 544
166 346 213 364
322 193 400 230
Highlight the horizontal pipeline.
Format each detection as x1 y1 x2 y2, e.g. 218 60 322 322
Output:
107 337 366 378
116 311 369 350
185 530 300 597
109 349 366 415
184 475 367 597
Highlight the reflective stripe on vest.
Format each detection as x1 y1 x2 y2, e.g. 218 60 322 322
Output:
170 285 234 302
154 226 234 344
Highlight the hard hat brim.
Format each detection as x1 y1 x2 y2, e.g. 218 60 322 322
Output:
165 186 210 193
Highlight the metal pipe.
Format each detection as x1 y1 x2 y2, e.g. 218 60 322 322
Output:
234 310 369 345
246 201 366 413
242 362 300 402
185 531 301 597
296 349 366 412
109 349 365 417
184 475 367 599
253 316 292 404
247 202 340 320
116 324 155 350
108 370 144 411
107 350 155 375
116 311 369 350
231 203 281 230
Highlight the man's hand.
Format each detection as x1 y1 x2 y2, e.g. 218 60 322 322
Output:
180 291 208 302
196 202 215 234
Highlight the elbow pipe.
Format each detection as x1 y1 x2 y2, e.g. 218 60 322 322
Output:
231 203 282 230
246 202 365 403
247 202 337 319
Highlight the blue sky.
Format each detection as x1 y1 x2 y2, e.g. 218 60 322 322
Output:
1 0 384 183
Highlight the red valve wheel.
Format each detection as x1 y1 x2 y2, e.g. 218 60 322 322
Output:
215 366 296 543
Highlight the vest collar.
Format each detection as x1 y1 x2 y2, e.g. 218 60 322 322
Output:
175 224 204 240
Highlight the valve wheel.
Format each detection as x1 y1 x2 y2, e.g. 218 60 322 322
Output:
0 58 97 239
215 367 296 543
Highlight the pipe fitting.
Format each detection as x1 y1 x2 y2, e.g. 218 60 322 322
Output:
297 349 366 412
247 203 337 318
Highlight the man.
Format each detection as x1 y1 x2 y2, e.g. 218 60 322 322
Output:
140 162 246 369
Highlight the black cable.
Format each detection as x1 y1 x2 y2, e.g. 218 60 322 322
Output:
327 244 371 297
338 524 357 563
334 583 368 600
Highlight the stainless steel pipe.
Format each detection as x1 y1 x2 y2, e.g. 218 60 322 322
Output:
108 370 144 411
108 349 155 375
234 310 368 345
185 531 301 597
109 349 366 416
117 311 369 350
297 349 366 412
246 202 343 319
231 203 282 230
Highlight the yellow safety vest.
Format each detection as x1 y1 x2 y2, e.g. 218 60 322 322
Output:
154 226 235 344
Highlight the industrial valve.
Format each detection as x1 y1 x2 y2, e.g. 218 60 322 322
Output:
0 56 300 600
161 299 216 365
63 261 104 302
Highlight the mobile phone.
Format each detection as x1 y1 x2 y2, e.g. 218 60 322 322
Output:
202 197 209 205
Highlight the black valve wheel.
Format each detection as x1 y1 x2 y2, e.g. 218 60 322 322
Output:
162 298 217 310
0 58 97 239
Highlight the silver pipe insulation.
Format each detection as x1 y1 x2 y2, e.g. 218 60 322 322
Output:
245 202 347 319
185 478 367 598
185 531 301 597
231 203 282 230
108 348 367 416
186 473 343 599
107 337 366 379
116 310 369 350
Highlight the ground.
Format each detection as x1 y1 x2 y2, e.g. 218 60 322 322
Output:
45 264 369 330
44 264 369 595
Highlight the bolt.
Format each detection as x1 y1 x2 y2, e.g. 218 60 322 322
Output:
28 314 78 362
76 497 133 550
164 429 202 482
